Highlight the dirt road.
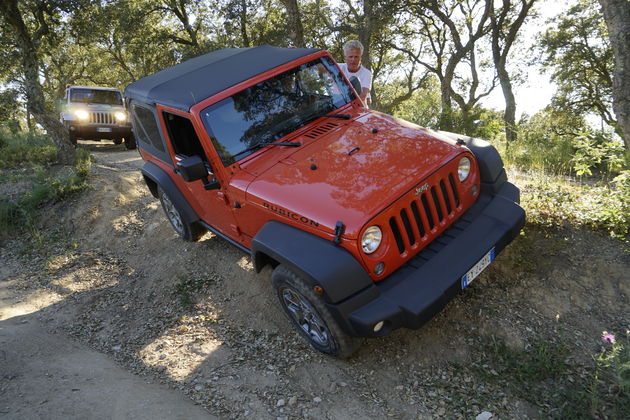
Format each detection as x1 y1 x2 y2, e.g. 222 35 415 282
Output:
1 141 628 419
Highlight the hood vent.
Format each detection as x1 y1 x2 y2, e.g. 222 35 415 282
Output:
304 122 339 139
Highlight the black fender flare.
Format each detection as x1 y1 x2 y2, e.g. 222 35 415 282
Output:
251 221 373 304
140 161 200 225
437 130 509 195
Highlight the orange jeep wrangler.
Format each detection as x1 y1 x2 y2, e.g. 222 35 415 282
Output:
125 46 525 358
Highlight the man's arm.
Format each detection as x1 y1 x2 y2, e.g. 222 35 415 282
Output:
360 88 370 103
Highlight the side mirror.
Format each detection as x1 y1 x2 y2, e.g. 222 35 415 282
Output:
349 76 362 96
176 155 220 190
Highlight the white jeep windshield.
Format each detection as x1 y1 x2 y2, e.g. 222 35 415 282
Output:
201 56 355 166
70 88 123 105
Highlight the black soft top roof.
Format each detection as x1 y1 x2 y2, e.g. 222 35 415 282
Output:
124 45 321 112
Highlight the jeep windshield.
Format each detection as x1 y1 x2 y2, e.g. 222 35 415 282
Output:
201 56 356 166
70 88 123 105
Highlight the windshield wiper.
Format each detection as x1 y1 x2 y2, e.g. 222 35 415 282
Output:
232 141 301 159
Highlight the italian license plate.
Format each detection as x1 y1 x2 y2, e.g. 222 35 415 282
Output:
461 247 495 289
97 127 112 133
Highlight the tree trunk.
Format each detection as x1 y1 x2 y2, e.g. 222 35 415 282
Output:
598 0 630 152
438 79 454 131
0 0 75 165
490 0 537 143
240 0 250 47
26 106 34 134
279 0 305 47
496 61 518 142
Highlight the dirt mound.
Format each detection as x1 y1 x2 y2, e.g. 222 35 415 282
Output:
2 143 628 419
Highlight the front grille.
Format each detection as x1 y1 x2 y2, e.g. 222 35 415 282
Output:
89 112 115 124
389 172 461 254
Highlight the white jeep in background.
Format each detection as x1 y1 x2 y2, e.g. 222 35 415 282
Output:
60 85 135 149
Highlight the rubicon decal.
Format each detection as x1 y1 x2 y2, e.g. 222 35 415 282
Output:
262 202 320 227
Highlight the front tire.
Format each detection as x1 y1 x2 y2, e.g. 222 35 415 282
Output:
158 188 205 241
124 134 136 150
113 137 123 145
272 265 363 358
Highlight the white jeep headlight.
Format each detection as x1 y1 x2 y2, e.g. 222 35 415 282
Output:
74 109 89 120
458 157 471 181
115 111 126 121
361 226 382 254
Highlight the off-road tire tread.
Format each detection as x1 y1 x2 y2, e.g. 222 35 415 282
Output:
158 188 205 242
124 135 136 150
272 265 363 359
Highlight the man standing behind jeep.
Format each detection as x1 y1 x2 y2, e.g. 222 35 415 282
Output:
338 40 372 107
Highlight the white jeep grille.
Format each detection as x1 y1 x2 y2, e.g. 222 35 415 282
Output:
89 112 115 125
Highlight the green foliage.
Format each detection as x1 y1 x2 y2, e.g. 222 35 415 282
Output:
540 0 618 135
596 332 630 393
0 140 92 238
571 131 626 176
475 336 592 418
482 336 569 383
0 88 21 133
589 331 630 418
503 107 627 177
475 335 628 418
0 130 57 168
519 169 630 240
389 80 441 128
450 106 505 140
503 108 582 173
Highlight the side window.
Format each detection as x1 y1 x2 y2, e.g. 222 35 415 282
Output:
132 105 165 153
162 112 207 161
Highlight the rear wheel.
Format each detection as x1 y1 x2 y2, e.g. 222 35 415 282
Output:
158 188 205 241
272 265 363 358
113 137 123 145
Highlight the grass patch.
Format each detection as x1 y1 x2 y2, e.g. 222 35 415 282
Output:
482 335 569 384
473 335 630 419
590 331 630 419
0 131 57 168
0 136 92 238
517 169 630 240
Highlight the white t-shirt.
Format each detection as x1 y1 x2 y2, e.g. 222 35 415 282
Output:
339 63 372 100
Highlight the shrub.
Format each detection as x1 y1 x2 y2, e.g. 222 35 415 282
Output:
519 169 630 240
0 130 57 168
0 141 92 237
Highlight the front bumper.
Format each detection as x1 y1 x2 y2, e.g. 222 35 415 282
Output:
67 123 132 140
328 181 525 337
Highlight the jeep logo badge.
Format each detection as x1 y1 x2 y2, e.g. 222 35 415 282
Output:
415 183 430 195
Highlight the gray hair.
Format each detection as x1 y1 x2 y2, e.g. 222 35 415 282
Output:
343 40 364 55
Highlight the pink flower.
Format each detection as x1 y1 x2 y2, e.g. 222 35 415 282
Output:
602 332 616 344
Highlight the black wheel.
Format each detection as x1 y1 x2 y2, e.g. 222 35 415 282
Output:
272 265 363 358
124 134 136 150
158 188 205 241
113 137 123 145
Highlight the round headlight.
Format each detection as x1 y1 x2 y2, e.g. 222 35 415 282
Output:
74 109 89 120
458 157 471 181
361 226 382 254
115 111 126 121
